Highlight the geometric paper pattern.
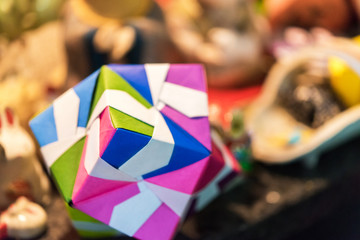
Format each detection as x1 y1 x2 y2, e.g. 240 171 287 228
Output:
29 64 240 240
65 203 124 239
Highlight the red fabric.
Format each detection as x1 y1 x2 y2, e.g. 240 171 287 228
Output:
208 85 262 130
5 108 13 126
0 221 7 239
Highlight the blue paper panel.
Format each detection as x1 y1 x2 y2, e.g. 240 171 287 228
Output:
143 114 211 179
73 69 99 128
101 128 151 169
108 64 153 106
29 105 58 147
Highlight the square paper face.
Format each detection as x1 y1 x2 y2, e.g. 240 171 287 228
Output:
30 64 241 240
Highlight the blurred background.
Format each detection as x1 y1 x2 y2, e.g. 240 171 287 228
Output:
1 0 360 239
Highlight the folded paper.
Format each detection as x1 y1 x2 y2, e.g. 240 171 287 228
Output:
65 204 123 238
30 64 241 240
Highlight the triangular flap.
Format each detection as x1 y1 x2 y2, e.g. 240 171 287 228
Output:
73 135 136 204
161 105 211 151
53 89 80 140
145 182 192 217
118 138 173 178
87 88 155 131
101 128 151 169
108 64 153 105
89 66 152 118
163 114 210 158
145 157 210 194
143 115 211 179
193 140 224 192
82 119 138 182
40 133 86 169
73 174 135 205
133 203 180 240
144 64 170 105
73 69 99 128
65 203 101 224
74 183 140 225
29 105 58 147
99 106 116 156
109 106 154 137
50 137 86 203
165 64 207 92
159 82 209 118
108 184 162 236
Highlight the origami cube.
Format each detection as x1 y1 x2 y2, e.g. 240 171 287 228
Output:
30 64 241 240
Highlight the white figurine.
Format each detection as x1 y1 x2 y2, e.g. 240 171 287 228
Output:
0 107 50 209
0 197 47 239
0 107 35 160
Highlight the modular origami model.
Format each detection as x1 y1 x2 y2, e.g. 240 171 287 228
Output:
30 64 241 240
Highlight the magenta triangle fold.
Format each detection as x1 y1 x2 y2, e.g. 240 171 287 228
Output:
161 105 211 151
165 64 207 92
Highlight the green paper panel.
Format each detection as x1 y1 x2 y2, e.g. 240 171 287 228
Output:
90 66 152 117
65 203 100 224
77 229 120 238
65 204 121 238
109 107 154 137
50 138 85 203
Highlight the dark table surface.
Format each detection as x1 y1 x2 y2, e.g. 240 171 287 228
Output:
18 135 360 240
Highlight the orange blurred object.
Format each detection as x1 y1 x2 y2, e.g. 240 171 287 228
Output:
265 0 353 33
71 0 153 27
154 0 172 9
